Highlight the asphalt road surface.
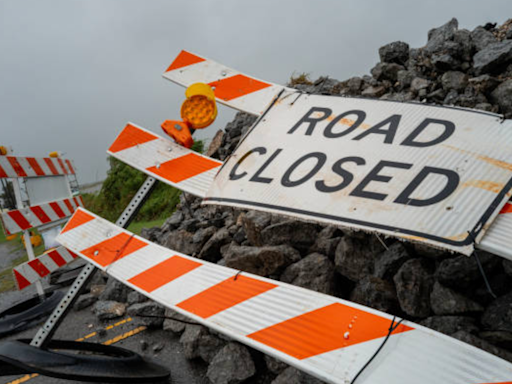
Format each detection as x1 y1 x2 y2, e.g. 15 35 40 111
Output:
0 281 210 384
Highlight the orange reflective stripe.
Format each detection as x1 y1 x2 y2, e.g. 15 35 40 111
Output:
65 159 75 174
81 232 147 267
109 124 158 153
209 74 271 101
146 153 220 183
60 209 95 234
248 303 413 360
500 203 512 214
63 199 75 214
165 50 205 72
177 275 277 319
129 255 202 293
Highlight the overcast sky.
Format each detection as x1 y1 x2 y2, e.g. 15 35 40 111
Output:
1 0 511 184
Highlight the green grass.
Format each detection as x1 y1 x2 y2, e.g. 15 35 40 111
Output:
0 227 6 244
0 254 28 293
127 217 167 235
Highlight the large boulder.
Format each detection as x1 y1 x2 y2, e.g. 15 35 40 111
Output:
223 244 300 277
206 343 256 384
281 253 337 295
430 282 484 315
491 79 512 116
379 41 410 65
481 292 512 333
242 211 271 246
127 302 165 328
350 276 399 313
394 259 434 317
260 220 319 252
334 235 382 281
473 40 512 74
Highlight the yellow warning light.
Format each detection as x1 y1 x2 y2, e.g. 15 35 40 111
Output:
180 83 217 129
0 146 7 156
49 151 60 158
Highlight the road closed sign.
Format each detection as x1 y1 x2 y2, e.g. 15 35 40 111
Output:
205 93 512 254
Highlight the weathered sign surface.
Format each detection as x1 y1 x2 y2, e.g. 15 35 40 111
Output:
205 93 512 254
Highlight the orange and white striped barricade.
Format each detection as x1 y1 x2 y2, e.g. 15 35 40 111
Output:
12 246 78 290
0 151 81 292
57 208 512 384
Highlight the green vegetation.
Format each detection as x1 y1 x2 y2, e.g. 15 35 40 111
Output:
0 254 28 292
83 140 204 225
289 72 312 86
127 217 168 235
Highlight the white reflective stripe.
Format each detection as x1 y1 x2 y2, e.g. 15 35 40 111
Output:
1 213 20 233
16 157 32 177
38 254 59 271
0 158 16 176
15 263 41 283
58 248 76 263
101 245 173 281
152 264 235 306
38 159 52 175
57 208 512 384
208 285 332 336
163 51 290 116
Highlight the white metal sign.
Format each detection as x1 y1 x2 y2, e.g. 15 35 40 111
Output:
25 175 71 206
205 94 512 254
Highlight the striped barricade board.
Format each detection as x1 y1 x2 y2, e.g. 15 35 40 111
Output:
108 123 512 262
107 123 222 197
12 246 78 290
163 50 292 116
56 208 512 384
0 156 75 178
0 196 84 235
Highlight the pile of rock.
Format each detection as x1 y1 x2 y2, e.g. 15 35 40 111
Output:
79 18 512 384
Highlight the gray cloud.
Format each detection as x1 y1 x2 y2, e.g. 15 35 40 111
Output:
1 0 510 183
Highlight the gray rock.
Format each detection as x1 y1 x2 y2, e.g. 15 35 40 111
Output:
436 253 500 289
491 79 512 115
471 26 498 52
233 228 246 244
371 62 403 82
397 70 416 90
432 53 460 71
473 40 512 74
127 301 165 328
309 236 341 259
420 316 479 336
468 74 500 94
99 277 130 302
180 325 208 359
74 293 97 311
346 77 363 94
411 77 430 92
479 331 512 349
350 276 399 313
452 331 512 363
441 71 468 91
481 292 512 332
424 18 458 54
373 242 411 280
199 228 231 262
394 259 434 317
379 41 410 65
207 343 256 384
361 85 386 98
126 291 147 306
224 244 300 277
206 129 224 157
413 243 450 260
140 227 161 242
242 211 271 246
180 218 199 232
430 281 483 315
90 284 106 297
264 355 288 375
162 308 190 334
93 300 126 320
281 253 337 295
164 229 201 255
271 367 325 384
504 260 512 277
152 343 164 353
260 220 319 251
334 235 382 281
162 210 183 231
